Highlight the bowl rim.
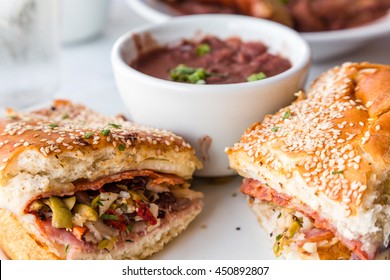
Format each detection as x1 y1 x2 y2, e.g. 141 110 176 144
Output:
111 14 311 93
128 0 390 42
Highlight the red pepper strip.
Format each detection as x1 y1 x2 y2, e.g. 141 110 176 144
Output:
104 209 127 231
137 203 157 225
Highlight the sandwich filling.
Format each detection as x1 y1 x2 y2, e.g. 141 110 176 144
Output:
25 170 203 257
241 178 370 260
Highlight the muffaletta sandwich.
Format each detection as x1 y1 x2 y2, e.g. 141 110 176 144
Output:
0 100 203 259
226 62 390 260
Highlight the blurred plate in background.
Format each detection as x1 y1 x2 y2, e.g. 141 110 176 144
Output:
127 0 390 61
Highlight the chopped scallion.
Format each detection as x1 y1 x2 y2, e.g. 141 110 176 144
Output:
282 109 291 120
84 132 93 139
101 214 119 221
170 64 211 84
196 43 211 56
101 129 111 136
108 123 121 129
247 72 267 82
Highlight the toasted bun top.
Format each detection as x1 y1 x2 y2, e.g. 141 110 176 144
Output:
227 62 390 217
0 100 201 183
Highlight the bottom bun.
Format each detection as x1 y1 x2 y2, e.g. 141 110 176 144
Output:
0 209 60 260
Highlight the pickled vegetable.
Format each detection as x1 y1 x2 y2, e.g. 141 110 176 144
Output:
48 197 73 229
28 200 45 212
63 196 76 210
128 190 147 202
97 237 117 250
73 204 98 222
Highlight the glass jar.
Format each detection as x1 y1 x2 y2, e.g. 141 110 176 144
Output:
0 0 59 110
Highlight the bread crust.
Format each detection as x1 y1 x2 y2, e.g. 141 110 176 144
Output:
0 100 203 260
0 100 201 182
0 100 202 214
227 62 390 259
0 209 60 260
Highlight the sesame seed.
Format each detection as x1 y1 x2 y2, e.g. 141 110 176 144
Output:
375 125 381 131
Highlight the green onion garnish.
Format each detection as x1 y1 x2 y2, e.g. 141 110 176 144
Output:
283 109 291 120
101 214 119 221
196 43 211 56
84 132 93 139
108 123 121 129
170 64 211 84
247 72 267 82
101 129 110 136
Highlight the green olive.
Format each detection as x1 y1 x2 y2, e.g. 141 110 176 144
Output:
73 204 98 222
91 195 101 209
28 200 45 212
97 238 117 250
48 197 73 229
63 196 76 210
288 220 301 238
128 190 147 202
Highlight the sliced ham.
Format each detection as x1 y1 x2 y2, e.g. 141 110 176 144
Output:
241 178 372 260
297 228 334 245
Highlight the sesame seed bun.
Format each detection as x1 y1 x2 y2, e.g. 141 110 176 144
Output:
226 62 390 259
0 100 201 214
0 100 203 259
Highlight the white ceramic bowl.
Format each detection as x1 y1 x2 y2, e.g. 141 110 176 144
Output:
111 14 310 177
127 0 390 61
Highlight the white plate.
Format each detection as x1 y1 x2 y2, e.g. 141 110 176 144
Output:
127 0 390 61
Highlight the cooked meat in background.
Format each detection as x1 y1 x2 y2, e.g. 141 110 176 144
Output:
161 0 390 32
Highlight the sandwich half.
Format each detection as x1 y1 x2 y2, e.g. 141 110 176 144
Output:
226 62 390 260
0 100 203 259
